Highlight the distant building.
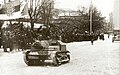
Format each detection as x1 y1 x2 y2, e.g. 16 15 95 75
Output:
0 0 28 20
52 10 81 24
109 13 113 26
113 0 120 30
109 12 113 31
58 10 79 17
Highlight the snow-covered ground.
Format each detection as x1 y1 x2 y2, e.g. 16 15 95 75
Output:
0 35 120 75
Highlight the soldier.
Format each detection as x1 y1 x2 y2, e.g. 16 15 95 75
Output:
108 33 110 38
2 31 8 52
9 32 13 52
91 38 94 45
90 33 94 45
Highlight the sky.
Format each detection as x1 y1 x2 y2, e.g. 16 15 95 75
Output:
55 0 114 21
0 0 114 21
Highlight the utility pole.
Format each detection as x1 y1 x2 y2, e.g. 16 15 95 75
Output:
30 0 33 9
90 0 93 34
4 0 6 4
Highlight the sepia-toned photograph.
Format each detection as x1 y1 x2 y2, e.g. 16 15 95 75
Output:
0 0 120 75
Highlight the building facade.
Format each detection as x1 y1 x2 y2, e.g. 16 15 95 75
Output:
109 13 113 31
113 0 120 30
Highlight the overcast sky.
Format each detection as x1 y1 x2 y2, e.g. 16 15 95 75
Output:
0 0 114 21
55 0 114 21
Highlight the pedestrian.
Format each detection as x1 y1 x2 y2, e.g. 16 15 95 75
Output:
108 33 110 38
91 38 94 45
2 31 8 52
90 33 94 45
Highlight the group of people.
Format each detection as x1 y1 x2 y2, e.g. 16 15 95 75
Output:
90 33 105 45
0 23 36 52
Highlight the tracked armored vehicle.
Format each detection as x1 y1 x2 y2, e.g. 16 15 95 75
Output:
23 40 70 66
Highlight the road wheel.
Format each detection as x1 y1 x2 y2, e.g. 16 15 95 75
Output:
27 60 36 66
34 60 40 65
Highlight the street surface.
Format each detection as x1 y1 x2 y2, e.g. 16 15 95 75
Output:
0 35 120 75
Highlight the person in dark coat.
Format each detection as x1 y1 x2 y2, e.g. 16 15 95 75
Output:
90 33 94 45
2 31 8 52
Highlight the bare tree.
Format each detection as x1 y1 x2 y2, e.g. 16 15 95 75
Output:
28 0 54 30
